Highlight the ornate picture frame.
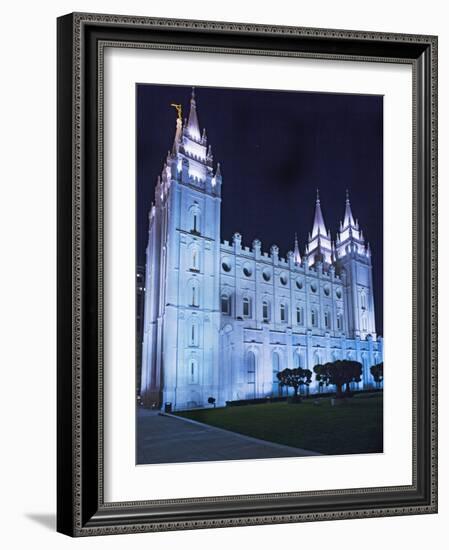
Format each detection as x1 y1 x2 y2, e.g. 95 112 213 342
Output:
57 12 437 536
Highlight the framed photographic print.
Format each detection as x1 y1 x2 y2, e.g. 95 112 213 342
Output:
57 12 438 536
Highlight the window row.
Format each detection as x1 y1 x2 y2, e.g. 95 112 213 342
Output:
221 294 344 329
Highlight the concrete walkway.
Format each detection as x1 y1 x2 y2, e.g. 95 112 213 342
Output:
137 407 320 465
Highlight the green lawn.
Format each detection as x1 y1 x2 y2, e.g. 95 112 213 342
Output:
177 393 383 455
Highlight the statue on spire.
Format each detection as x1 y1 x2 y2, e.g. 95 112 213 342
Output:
170 103 182 120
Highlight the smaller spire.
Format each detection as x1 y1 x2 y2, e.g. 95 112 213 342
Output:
215 162 221 178
293 233 301 264
331 241 336 263
343 189 356 228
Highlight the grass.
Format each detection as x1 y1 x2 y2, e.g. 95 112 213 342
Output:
176 393 383 455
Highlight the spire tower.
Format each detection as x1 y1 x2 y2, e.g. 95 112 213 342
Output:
306 189 333 267
335 190 377 341
336 190 367 259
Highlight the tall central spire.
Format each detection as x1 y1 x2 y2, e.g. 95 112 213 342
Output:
311 189 327 238
186 87 201 141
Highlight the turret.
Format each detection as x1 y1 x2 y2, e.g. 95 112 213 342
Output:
335 189 370 260
335 190 377 340
293 233 302 265
141 87 223 410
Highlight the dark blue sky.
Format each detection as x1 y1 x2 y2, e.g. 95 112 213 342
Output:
136 84 383 334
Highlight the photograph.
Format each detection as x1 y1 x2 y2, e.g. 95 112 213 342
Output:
136 84 384 465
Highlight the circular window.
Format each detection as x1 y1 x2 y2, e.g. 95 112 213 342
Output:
310 283 317 293
280 273 288 286
336 288 342 299
243 264 252 277
296 279 303 290
324 285 330 296
262 269 271 282
221 258 231 272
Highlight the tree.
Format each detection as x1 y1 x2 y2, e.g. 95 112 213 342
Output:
313 360 362 399
207 396 216 408
276 367 312 400
370 362 384 388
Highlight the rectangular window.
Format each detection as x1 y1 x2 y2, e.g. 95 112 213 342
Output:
243 298 250 317
296 306 303 325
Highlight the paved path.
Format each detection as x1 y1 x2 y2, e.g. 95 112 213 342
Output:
137 408 320 464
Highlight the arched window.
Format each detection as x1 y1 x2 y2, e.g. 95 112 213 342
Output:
221 294 230 315
361 314 367 331
296 305 303 325
361 292 366 310
337 312 343 330
262 300 270 321
188 358 199 384
243 296 251 317
311 308 317 327
314 351 323 392
189 320 199 347
189 281 199 307
324 310 331 329
294 353 303 368
272 352 280 381
332 350 340 362
247 352 256 397
280 303 287 323
190 246 200 271
190 204 201 235
272 352 281 395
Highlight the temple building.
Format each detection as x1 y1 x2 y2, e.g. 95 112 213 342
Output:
140 89 383 411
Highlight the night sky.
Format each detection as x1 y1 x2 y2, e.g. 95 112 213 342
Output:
136 84 383 335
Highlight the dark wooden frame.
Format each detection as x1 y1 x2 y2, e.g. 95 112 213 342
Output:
57 12 438 537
